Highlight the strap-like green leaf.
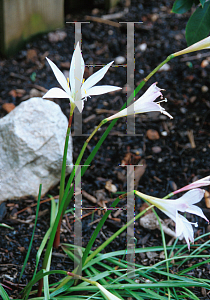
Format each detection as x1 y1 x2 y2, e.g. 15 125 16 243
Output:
0 284 10 300
186 1 210 45
18 184 42 283
172 0 194 14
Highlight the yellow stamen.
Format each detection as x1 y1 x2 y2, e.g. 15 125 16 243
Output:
82 78 87 94
67 77 70 88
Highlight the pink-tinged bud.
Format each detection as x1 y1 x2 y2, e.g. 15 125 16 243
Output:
173 175 210 195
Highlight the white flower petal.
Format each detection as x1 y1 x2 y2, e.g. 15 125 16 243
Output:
82 61 114 91
176 189 205 207
139 82 163 102
176 212 184 237
178 215 194 249
82 85 121 98
69 42 85 95
46 58 70 95
186 205 209 222
134 101 162 113
43 87 70 99
75 100 84 113
96 283 122 300
162 110 173 119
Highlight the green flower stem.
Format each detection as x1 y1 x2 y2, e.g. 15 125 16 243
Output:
53 106 74 249
61 119 107 214
143 54 174 84
163 192 174 199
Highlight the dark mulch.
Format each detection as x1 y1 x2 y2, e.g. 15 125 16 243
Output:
0 0 210 298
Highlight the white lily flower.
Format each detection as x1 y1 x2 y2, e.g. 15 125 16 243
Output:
173 175 210 195
96 282 123 300
135 189 208 249
173 36 210 57
43 42 121 112
106 82 173 121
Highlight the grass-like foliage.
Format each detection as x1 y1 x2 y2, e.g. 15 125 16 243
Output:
16 203 210 299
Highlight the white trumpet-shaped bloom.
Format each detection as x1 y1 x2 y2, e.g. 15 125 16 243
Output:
43 42 121 112
106 82 173 121
135 189 208 249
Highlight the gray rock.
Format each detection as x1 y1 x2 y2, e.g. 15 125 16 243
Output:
0 97 73 202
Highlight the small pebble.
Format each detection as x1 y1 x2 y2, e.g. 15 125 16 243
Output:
174 33 183 40
146 251 158 259
115 56 126 64
201 59 209 68
92 8 100 14
2 103 16 113
152 146 162 153
105 180 117 193
29 88 43 98
150 13 159 22
180 107 187 114
18 246 26 253
168 180 177 191
48 31 67 43
158 63 170 72
161 131 167 136
190 96 197 103
138 43 147 51
158 158 163 163
146 129 160 140
201 85 209 93
186 61 193 68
